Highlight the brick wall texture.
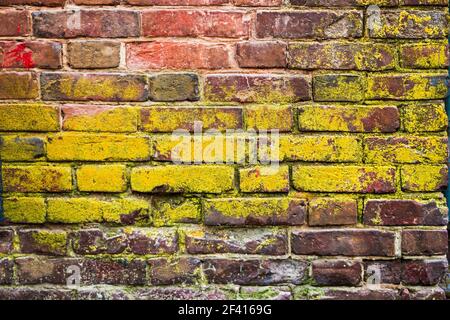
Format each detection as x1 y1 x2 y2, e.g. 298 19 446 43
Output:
0 0 449 300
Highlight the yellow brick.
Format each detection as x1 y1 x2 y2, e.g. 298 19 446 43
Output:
0 104 59 132
0 135 45 161
401 165 448 192
47 133 151 161
77 165 127 192
402 104 447 133
400 42 448 69
313 74 365 102
102 198 150 224
3 197 46 224
239 165 289 193
292 165 396 193
152 197 201 226
245 105 293 132
131 165 234 193
2 165 72 193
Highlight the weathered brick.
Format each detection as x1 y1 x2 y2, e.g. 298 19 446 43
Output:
407 288 446 300
363 199 448 226
296 287 400 300
185 227 288 255
298 105 399 133
134 287 232 300
308 198 358 226
401 259 447 285
3 197 46 224
290 0 399 5
47 133 150 161
71 229 127 255
0 41 62 69
400 43 448 69
73 0 119 4
0 9 30 36
239 165 289 193
312 260 363 286
401 0 447 4
131 165 234 193
236 41 286 68
402 230 448 256
2 165 72 193
0 229 14 254
0 72 38 99
148 258 201 285
245 105 293 132
0 259 14 285
366 74 447 100
239 286 291 300
293 165 396 193
401 165 447 192
364 136 448 164
256 11 363 39
204 198 306 226
203 259 308 285
204 74 311 103
234 0 281 5
152 197 200 226
0 0 65 5
0 104 59 132
292 229 396 256
68 41 120 69
0 135 45 161
62 105 138 133
369 10 448 39
77 165 127 192
289 42 395 70
141 10 249 38
141 107 242 133
313 74 365 102
126 228 178 255
0 288 72 300
33 10 139 38
364 260 401 284
127 42 231 70
18 229 68 256
402 103 447 133
148 74 199 102
125 0 227 4
41 73 148 102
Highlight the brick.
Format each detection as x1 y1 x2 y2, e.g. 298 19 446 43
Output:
126 228 178 255
290 0 399 5
203 259 308 285
288 42 395 70
239 287 291 300
236 41 286 68
0 41 61 69
141 10 249 38
18 229 68 256
3 165 72 193
245 105 293 132
0 135 45 161
234 0 281 5
141 107 242 133
68 41 120 69
205 74 311 103
131 165 234 193
364 136 447 164
401 165 447 192
0 259 14 285
363 199 448 226
3 197 46 224
0 104 59 132
47 133 150 161
0 9 30 36
149 74 199 102
308 198 358 226
0 72 38 99
298 105 399 133
32 10 139 38
77 165 127 193
185 227 288 255
134 287 231 300
71 229 127 255
402 230 448 256
148 258 201 285
0 0 65 5
152 197 201 226
291 229 396 256
364 260 401 284
256 11 363 39
407 288 446 300
401 0 447 4
62 105 138 133
73 0 119 4
0 229 13 254
367 74 447 100
402 103 447 133
400 43 448 69
204 197 306 226
239 165 289 193
41 73 148 102
0 288 73 300
126 42 231 70
312 260 363 286
293 165 396 193
125 0 227 4
296 287 400 300
369 10 448 39
313 74 365 102
401 259 447 285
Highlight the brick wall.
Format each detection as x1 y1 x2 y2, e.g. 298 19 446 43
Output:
0 0 449 300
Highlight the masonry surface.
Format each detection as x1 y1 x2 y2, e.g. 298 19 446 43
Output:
0 0 449 300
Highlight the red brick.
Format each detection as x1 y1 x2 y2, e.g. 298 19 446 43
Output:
400 43 448 69
0 41 61 69
233 0 281 5
312 260 363 286
0 72 39 99
141 10 249 38
0 229 13 254
126 228 178 255
71 229 127 255
148 258 201 285
401 259 447 285
0 10 30 36
0 259 14 285
364 260 401 284
73 0 119 4
236 41 286 68
402 0 447 4
308 198 358 226
0 0 65 5
125 0 227 4
401 230 448 255
127 42 231 70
